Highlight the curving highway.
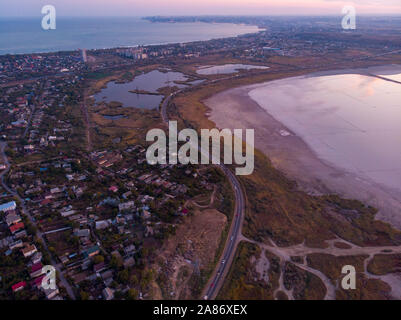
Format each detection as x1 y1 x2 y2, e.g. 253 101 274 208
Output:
160 81 246 300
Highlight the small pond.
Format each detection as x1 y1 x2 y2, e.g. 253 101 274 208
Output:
94 70 195 109
197 64 269 75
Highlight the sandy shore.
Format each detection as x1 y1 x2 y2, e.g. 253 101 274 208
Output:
204 65 401 230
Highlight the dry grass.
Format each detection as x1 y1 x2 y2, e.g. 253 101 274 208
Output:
306 253 368 282
283 262 327 300
367 254 401 276
217 241 275 300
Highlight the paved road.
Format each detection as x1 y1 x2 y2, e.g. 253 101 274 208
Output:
160 81 246 300
43 227 72 235
0 141 76 299
204 164 245 299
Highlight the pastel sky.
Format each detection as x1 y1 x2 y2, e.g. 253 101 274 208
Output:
1 0 401 16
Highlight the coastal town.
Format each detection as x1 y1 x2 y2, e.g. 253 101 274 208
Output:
1 14 401 301
0 48 228 299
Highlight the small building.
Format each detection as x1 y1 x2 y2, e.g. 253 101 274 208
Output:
101 270 113 281
21 244 37 258
43 287 59 300
50 187 62 194
0 201 17 212
124 244 136 255
96 220 110 230
24 145 35 151
12 281 26 292
40 199 51 206
30 262 44 278
83 245 100 258
60 210 76 217
10 222 25 234
9 240 23 250
102 287 114 300
118 201 135 212
74 228 90 237
31 252 43 264
94 262 106 273
31 275 45 289
14 230 27 239
5 213 22 226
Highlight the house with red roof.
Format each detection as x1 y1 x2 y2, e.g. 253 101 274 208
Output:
31 274 45 289
30 262 43 278
12 281 26 292
10 222 25 234
40 199 51 206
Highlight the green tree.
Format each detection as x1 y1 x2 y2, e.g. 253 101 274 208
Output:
93 255 104 264
117 269 129 284
127 288 138 300
129 274 138 286
110 255 122 270
80 290 90 300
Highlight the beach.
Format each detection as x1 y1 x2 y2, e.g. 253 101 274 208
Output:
204 65 401 229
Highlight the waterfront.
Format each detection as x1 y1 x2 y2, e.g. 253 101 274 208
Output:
0 17 261 55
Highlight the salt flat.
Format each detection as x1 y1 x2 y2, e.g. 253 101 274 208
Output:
205 65 401 228
248 71 401 193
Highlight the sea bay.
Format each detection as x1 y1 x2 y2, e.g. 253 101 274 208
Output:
0 16 261 55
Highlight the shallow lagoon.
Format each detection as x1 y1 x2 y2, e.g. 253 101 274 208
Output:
249 72 401 193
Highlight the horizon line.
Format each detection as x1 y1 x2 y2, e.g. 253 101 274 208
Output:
2 13 401 18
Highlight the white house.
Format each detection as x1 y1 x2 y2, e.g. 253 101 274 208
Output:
0 201 17 213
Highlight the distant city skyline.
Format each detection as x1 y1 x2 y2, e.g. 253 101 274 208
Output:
1 0 401 17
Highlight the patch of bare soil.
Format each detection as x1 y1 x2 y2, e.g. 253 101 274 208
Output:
154 208 227 299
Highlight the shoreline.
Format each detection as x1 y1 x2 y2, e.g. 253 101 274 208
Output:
0 19 263 56
204 64 401 229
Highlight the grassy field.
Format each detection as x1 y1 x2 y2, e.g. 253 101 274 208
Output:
367 254 401 276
